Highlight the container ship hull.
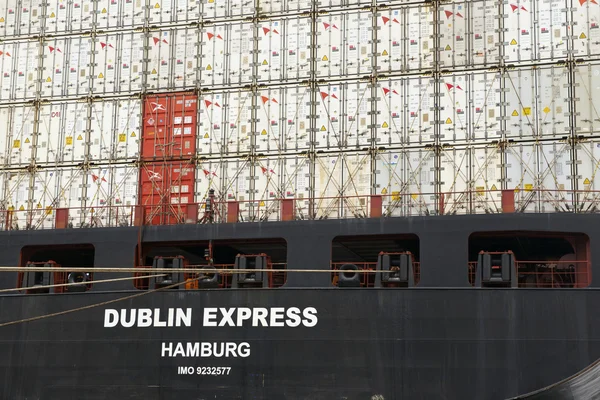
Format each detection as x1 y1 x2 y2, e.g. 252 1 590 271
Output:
0 213 599 400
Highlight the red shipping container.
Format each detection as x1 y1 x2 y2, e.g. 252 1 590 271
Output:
139 160 196 225
141 92 197 160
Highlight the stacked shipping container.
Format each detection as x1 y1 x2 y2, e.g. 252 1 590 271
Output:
0 0 599 227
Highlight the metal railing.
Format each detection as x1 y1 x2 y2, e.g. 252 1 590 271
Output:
1 188 600 230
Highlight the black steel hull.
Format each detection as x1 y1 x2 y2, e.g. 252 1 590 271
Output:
1 289 599 400
1 213 600 399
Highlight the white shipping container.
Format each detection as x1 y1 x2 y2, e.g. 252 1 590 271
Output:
96 0 145 29
316 12 374 79
254 86 312 153
503 0 569 63
0 40 40 101
314 152 372 219
149 0 200 26
503 66 570 139
0 0 42 38
40 37 93 98
574 62 600 136
198 89 253 156
3 165 138 230
89 98 141 161
201 0 255 20
36 101 89 165
259 0 315 15
571 0 600 58
0 105 36 167
575 139 600 212
315 82 372 150
93 31 145 95
43 0 95 34
406 4 434 71
199 22 254 87
146 28 199 91
257 17 312 83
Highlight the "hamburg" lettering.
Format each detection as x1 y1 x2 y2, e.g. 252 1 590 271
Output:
104 308 192 328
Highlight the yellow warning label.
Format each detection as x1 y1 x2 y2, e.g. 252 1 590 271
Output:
13 140 20 148
98 72 104 79
262 59 268 65
322 55 328 61
259 201 265 207
66 136 73 145
320 125 326 131
382 49 388 56
476 186 485 196
25 138 30 144
261 129 267 135
523 107 531 116
512 110 519 116
446 117 452 124
8 206 14 212
445 45 451 50
208 0 214 3
382 121 389 128
392 191 401 201
580 32 587 39
584 178 591 185
45 206 52 215
46 77 52 82
36 203 41 209
50 12 55 18
0 17 4 23
151 68 157 74
130 132 136 137
381 188 388 195
119 133 126 142
77 134 83 140
155 2 160 8
543 106 551 114
491 184 498 191
204 133 209 139
19 205 24 211
411 193 418 200
102 8 107 13
206 64 212 70
524 183 533 192
510 38 517 45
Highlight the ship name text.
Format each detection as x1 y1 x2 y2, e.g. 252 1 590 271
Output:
103 307 318 328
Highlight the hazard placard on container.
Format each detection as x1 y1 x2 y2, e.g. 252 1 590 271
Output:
50 12 55 18
524 183 533 192
382 49 388 56
152 69 157 74
382 121 389 128
322 55 328 61
543 106 551 114
46 77 52 82
25 138 30 144
320 125 326 131
381 188 388 195
119 133 126 142
491 184 497 191
102 8 107 13
13 140 20 148
512 110 519 116
584 178 591 185
206 64 212 70
259 201 265 207
98 73 104 78
445 45 451 50
476 186 484 196
261 129 267 135
66 136 73 145
77 135 83 140
0 17 5 23
523 107 531 116
130 132 136 137
45 206 52 215
446 117 452 124
411 193 418 200
580 32 587 39
155 2 160 8
204 133 209 138
391 191 400 201
19 205 24 211
510 39 517 45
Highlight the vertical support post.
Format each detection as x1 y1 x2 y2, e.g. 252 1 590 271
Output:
281 199 295 221
55 208 69 229
501 190 515 213
227 201 240 223
370 195 382 218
